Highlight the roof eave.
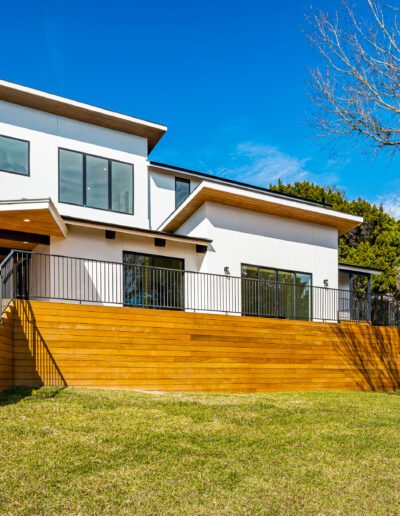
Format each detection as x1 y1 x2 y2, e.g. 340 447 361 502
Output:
158 183 363 236
0 80 167 152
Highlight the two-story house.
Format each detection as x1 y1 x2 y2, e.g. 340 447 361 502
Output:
0 80 378 321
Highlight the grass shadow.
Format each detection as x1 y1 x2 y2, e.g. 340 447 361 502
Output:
0 386 66 406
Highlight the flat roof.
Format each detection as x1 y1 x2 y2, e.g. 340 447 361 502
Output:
158 181 363 236
0 80 167 152
150 161 334 209
339 263 382 275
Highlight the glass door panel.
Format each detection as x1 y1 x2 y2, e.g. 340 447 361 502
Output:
277 271 295 318
123 252 184 309
295 273 312 320
241 265 259 316
258 268 277 316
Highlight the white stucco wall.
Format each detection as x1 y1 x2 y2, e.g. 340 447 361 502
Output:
0 100 150 228
177 202 339 289
40 226 205 307
50 226 205 270
149 170 200 229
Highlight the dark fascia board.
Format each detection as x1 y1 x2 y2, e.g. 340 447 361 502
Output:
150 161 334 210
62 217 212 244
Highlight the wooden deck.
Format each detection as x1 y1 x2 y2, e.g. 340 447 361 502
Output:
3 300 400 392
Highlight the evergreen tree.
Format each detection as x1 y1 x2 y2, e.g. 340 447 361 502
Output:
269 180 400 295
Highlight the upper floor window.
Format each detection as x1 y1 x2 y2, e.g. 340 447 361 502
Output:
0 135 29 176
175 177 190 208
59 149 134 214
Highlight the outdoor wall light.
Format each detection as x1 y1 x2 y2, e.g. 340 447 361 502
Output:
323 279 329 287
224 266 230 276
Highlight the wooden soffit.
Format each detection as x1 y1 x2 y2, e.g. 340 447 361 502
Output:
159 184 363 236
0 199 68 240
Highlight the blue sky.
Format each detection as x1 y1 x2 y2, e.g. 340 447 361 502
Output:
2 0 400 216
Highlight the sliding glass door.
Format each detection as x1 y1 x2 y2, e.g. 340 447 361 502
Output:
241 264 312 320
123 252 184 309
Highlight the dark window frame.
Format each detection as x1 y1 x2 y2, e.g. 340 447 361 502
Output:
0 134 30 177
241 263 313 320
58 147 134 215
175 177 191 209
123 250 185 310
241 263 313 285
123 250 185 269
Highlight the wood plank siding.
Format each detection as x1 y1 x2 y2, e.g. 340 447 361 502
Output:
5 300 399 393
0 309 14 390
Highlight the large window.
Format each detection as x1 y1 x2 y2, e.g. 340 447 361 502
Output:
241 264 312 320
59 149 133 214
0 135 29 176
175 177 190 208
123 252 184 309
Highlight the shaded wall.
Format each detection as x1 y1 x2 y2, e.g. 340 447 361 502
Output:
11 300 400 393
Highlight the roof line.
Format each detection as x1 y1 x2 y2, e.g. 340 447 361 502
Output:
0 80 167 152
1 79 167 129
339 262 383 274
150 161 333 210
63 216 212 244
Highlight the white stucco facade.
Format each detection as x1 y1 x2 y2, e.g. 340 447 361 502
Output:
0 80 365 319
176 202 339 288
0 100 150 229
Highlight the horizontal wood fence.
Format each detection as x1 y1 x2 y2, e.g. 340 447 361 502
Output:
4 300 400 392
0 309 14 390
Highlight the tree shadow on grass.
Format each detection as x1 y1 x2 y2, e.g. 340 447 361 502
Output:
335 322 400 392
0 386 66 407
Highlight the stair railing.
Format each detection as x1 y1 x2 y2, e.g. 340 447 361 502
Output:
0 250 16 318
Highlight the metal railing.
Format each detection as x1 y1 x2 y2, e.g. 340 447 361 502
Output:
0 251 16 317
1 250 400 325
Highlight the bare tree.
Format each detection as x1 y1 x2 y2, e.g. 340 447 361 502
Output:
308 0 400 154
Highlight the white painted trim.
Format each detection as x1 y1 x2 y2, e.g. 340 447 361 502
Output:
158 181 363 232
0 80 167 133
65 219 211 246
339 264 382 276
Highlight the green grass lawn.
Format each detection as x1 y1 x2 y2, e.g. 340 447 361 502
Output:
1 388 400 514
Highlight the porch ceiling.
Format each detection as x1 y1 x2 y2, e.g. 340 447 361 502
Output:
158 182 363 236
0 199 68 250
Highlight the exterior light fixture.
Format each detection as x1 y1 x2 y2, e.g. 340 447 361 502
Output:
23 218 31 222
22 241 29 244
323 279 329 287
224 266 230 276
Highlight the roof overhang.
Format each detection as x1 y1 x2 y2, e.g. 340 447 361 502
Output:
159 182 363 236
339 263 382 276
63 217 212 247
0 80 167 152
0 198 68 250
